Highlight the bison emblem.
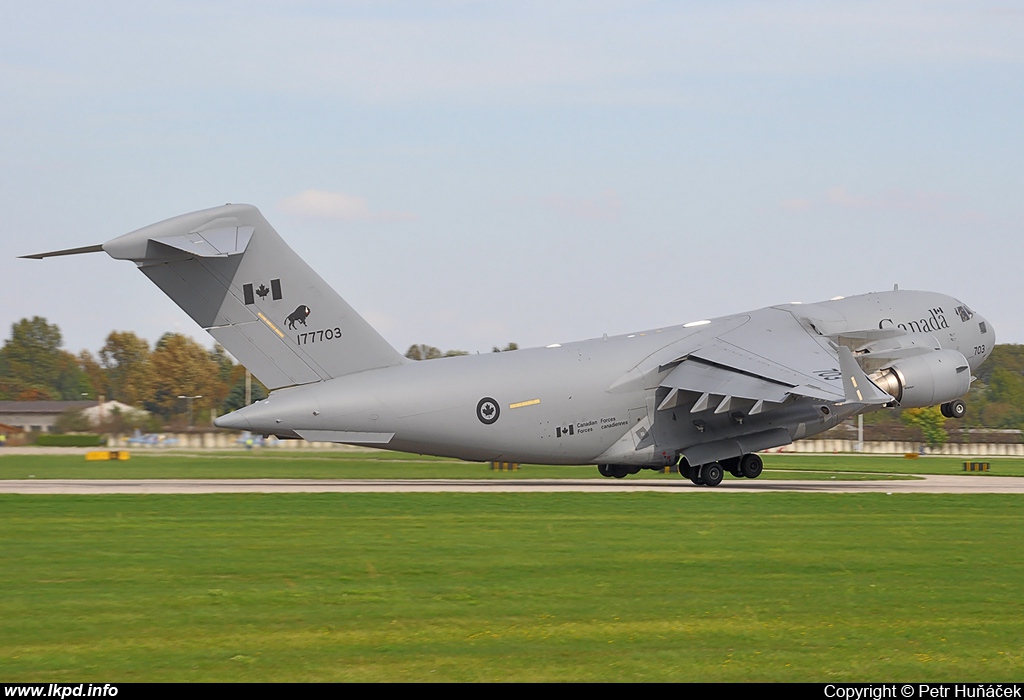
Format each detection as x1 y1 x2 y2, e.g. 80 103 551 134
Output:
285 305 310 330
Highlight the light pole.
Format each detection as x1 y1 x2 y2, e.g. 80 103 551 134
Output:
177 395 202 429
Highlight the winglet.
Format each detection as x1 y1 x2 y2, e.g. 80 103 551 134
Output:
837 346 891 405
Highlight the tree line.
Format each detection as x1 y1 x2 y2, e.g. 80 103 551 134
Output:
0 317 267 429
835 345 1024 446
967 344 1024 430
0 316 520 431
403 342 518 360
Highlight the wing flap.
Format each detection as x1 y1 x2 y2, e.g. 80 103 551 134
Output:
689 341 808 386
660 358 794 404
660 339 845 406
694 307 849 402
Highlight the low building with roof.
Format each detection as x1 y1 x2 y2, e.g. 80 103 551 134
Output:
81 400 149 426
0 400 148 433
0 401 95 433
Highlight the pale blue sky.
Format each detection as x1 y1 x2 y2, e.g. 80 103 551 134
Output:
2 1 1022 357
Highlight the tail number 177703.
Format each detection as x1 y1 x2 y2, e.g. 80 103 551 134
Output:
297 327 343 345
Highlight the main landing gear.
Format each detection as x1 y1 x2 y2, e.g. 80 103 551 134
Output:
595 455 766 486
597 453 764 486
597 464 640 479
684 453 763 487
689 461 723 486
940 399 966 419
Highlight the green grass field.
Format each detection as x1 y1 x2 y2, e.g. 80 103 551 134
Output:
2 450 1022 480
2 491 1023 681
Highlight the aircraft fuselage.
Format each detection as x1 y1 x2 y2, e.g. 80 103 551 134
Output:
218 289 993 467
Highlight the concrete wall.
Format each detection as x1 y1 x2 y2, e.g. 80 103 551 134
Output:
776 439 1024 456
106 432 361 451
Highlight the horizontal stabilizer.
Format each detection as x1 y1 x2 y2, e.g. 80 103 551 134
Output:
19 244 104 260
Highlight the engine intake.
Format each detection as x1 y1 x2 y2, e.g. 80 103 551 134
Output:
868 349 971 408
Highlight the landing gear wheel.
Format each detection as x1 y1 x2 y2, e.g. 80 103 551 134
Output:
942 399 966 419
597 464 613 478
721 457 742 478
701 462 724 487
611 465 629 479
740 453 764 479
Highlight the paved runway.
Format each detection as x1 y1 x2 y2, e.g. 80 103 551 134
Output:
2 474 1023 494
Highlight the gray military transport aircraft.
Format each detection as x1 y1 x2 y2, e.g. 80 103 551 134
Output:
24 204 994 486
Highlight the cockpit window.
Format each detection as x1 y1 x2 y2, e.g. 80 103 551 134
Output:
955 305 974 322
980 321 988 335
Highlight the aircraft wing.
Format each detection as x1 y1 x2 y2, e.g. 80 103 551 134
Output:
657 307 849 412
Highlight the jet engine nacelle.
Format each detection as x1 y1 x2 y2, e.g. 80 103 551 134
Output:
868 349 971 408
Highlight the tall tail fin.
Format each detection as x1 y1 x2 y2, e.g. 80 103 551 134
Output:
61 204 405 389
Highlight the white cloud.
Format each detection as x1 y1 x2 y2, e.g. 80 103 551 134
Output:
277 189 415 222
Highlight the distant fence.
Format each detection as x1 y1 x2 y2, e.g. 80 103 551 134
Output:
776 439 1024 457
98 432 1024 457
105 432 361 451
